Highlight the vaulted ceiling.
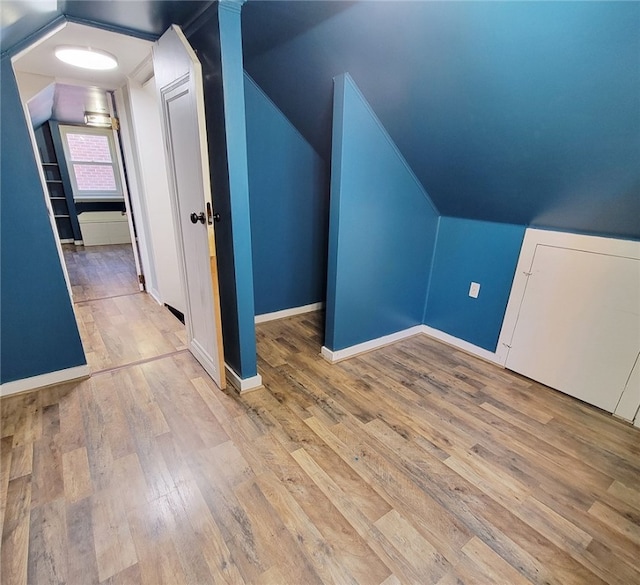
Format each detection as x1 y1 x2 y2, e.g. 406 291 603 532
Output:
2 1 639 239
243 1 640 238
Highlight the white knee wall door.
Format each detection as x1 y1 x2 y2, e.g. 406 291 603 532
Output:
498 229 640 422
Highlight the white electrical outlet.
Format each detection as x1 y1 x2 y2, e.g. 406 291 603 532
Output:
469 282 480 298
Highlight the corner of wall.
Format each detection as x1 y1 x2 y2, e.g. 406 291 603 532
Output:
325 73 439 350
323 73 349 350
422 214 442 324
218 1 258 378
424 217 526 352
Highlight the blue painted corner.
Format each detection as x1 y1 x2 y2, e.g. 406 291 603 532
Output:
325 74 439 351
424 217 525 351
245 74 329 316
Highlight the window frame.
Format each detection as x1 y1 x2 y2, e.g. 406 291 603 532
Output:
58 124 125 202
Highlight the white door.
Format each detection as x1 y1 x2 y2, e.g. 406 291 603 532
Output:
107 92 146 291
504 242 640 413
153 25 225 388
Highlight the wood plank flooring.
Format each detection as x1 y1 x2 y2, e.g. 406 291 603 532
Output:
62 244 140 303
74 293 187 373
2 246 639 584
65 243 187 373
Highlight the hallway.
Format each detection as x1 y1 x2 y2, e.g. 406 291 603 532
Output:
64 244 187 373
1 246 639 584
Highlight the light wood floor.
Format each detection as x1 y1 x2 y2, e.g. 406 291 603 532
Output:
63 244 140 303
65 243 187 373
2 248 639 584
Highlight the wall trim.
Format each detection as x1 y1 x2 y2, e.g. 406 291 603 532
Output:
7 18 67 61
321 325 424 363
225 363 263 394
0 364 91 398
419 325 501 365
255 302 323 324
321 324 501 366
148 287 163 306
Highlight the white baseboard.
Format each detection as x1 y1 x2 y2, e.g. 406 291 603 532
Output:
321 325 424 363
320 324 501 366
419 325 502 365
0 364 91 398
255 302 323 324
225 364 263 394
148 288 163 305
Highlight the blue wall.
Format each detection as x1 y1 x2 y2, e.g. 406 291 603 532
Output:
424 217 525 352
244 74 328 315
187 2 258 379
326 74 439 351
244 1 640 240
1 58 86 384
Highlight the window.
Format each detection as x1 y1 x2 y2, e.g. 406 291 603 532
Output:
59 125 124 202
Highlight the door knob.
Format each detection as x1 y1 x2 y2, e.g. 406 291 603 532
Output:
190 212 205 224
207 202 221 223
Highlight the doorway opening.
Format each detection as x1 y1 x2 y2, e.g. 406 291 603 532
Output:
12 20 227 387
11 21 187 374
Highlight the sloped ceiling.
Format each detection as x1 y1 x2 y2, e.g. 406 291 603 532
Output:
0 0 213 54
243 1 640 239
3 1 639 239
0 0 345 55
0 1 60 54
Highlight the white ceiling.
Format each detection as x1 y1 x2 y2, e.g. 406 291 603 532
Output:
13 21 153 127
13 21 153 89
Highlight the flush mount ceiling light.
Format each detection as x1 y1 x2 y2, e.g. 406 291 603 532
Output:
54 46 118 70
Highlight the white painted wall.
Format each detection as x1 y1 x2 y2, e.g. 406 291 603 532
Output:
126 76 184 313
14 71 55 102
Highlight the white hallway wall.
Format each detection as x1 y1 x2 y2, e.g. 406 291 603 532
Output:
126 76 185 313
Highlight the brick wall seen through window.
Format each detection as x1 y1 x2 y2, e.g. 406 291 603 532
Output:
59 125 123 199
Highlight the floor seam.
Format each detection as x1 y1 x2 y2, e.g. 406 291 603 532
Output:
74 290 144 304
89 348 190 377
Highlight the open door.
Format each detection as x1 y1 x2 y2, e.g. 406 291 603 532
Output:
108 92 147 293
153 25 226 389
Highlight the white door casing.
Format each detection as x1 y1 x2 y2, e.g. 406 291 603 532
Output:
153 25 225 389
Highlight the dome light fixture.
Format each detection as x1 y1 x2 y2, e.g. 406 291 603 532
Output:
54 46 118 70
